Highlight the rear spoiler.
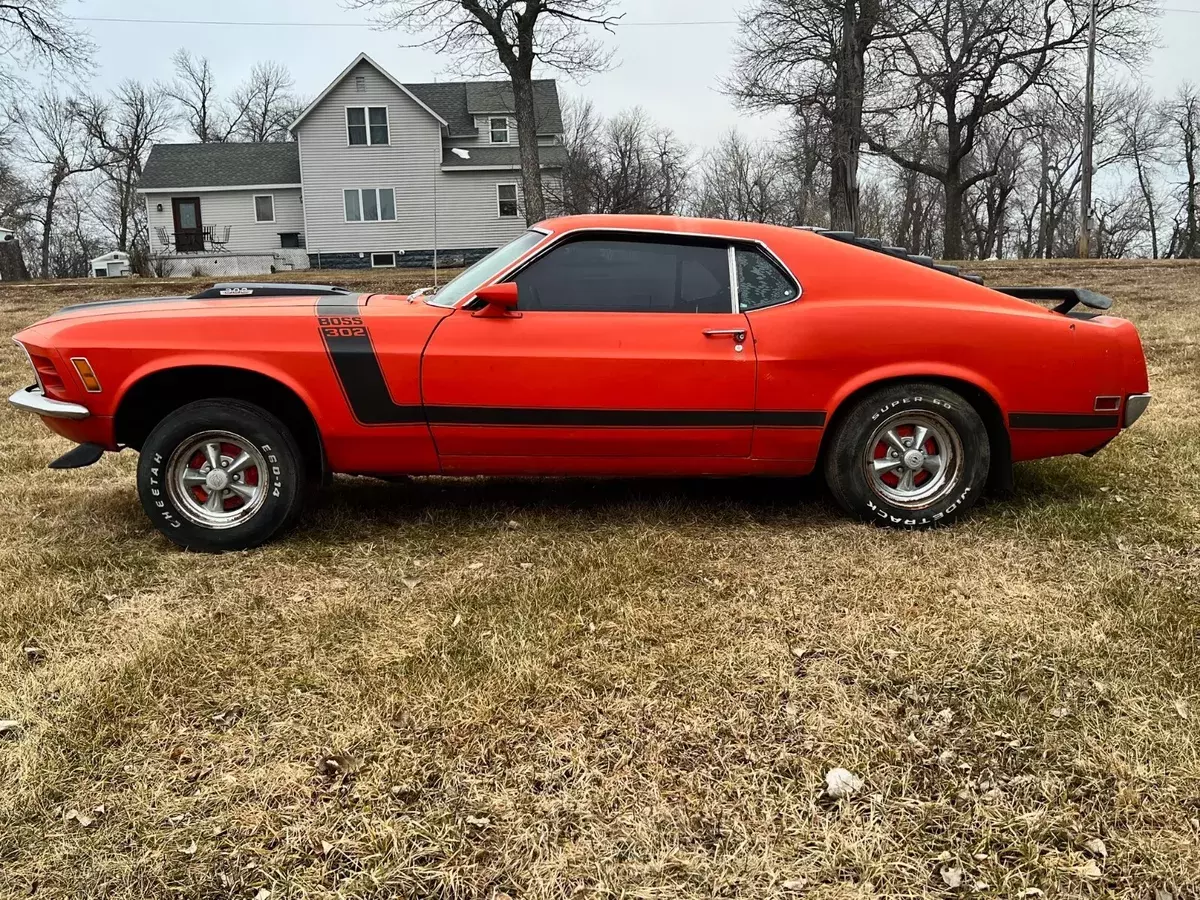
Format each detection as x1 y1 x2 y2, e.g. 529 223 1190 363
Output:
993 286 1113 316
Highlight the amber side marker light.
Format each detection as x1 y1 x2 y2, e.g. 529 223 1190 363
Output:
70 357 102 392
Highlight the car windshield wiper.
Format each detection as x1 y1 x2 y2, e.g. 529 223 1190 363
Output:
407 286 441 302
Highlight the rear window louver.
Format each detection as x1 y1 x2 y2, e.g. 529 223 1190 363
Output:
796 228 985 286
190 283 354 299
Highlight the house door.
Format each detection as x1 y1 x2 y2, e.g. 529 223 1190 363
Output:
420 234 757 466
172 197 203 252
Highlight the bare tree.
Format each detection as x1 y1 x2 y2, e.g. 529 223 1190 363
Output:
167 50 240 143
554 104 689 215
0 0 93 88
1165 83 1200 258
76 81 176 252
865 0 1153 259
347 0 621 224
11 90 104 277
230 61 302 142
693 131 796 224
1109 85 1169 258
728 0 884 232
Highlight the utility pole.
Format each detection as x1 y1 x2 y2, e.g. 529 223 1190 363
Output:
1078 0 1098 258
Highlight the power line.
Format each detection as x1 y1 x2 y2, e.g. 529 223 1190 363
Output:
68 15 741 28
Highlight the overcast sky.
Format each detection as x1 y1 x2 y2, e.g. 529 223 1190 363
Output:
66 0 1200 149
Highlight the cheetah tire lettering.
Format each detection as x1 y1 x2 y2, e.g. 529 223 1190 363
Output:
137 399 307 552
824 382 991 530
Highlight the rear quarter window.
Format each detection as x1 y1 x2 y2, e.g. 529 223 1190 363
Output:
736 247 798 311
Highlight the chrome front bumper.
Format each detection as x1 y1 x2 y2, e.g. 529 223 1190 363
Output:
1125 393 1152 428
8 385 90 420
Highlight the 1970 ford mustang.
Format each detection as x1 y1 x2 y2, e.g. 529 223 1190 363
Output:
10 215 1151 551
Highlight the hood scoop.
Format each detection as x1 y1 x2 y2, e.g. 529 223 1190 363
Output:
190 282 354 299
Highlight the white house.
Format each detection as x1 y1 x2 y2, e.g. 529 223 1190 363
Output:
89 250 131 277
138 52 565 275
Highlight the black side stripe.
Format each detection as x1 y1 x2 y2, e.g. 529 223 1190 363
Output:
316 299 826 429
317 296 425 425
1010 412 1120 430
424 407 826 428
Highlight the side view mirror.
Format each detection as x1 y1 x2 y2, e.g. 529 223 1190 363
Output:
472 282 521 318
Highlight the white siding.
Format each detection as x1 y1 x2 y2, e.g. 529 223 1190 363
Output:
295 60 444 254
145 188 303 254
435 172 532 248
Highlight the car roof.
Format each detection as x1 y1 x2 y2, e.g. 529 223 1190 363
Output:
535 214 817 246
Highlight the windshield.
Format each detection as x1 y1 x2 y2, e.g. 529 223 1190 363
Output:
425 231 547 308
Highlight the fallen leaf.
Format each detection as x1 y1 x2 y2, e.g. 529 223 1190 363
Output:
940 866 964 889
64 809 93 828
467 562 484 570
973 882 990 892
465 814 491 827
181 840 197 856
0 719 21 738
254 890 272 900
781 879 806 891
1084 837 1108 858
824 767 864 800
505 520 521 530
1154 889 1173 900
1023 889 1044 898
1173 699 1190 720
1073 860 1103 880
316 752 361 779
320 840 334 856
401 577 421 590
22 642 46 664
451 614 463 628
1050 706 1070 718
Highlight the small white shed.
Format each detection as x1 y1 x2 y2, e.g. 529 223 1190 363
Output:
90 250 131 278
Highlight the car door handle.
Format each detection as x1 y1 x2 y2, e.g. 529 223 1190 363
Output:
704 329 747 342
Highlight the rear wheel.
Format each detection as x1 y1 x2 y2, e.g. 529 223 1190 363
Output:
824 383 990 528
137 399 305 551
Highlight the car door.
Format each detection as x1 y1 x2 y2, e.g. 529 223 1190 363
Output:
420 233 757 467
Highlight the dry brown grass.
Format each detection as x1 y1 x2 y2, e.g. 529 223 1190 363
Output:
0 262 1197 899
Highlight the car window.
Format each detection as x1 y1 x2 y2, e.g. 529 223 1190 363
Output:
513 236 732 314
736 247 798 311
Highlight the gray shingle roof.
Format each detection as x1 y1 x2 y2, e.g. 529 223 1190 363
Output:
406 79 563 136
139 142 301 191
442 144 566 170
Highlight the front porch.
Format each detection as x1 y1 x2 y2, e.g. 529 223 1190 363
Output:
154 249 311 278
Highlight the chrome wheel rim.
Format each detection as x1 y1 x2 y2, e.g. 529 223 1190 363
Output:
166 431 270 530
864 411 963 509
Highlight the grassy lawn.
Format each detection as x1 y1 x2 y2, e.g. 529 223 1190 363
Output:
0 262 1197 899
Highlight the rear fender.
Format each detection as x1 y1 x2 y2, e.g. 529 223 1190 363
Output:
826 362 1009 419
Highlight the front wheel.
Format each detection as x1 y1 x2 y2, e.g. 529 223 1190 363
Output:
824 383 990 528
137 399 306 551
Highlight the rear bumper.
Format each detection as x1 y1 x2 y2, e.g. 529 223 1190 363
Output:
1124 393 1151 428
8 385 90 419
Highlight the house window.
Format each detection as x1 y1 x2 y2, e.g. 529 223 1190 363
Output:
371 252 397 268
348 106 389 145
497 183 519 218
490 117 510 143
344 188 397 222
253 194 275 223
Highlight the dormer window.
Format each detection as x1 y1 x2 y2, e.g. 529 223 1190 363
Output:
348 106 389 146
490 117 510 144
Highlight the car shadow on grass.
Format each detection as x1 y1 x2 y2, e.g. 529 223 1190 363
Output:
292 459 1110 542
299 473 834 535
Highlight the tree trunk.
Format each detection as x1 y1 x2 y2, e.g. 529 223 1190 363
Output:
942 177 965 260
511 75 546 225
828 0 866 233
41 176 61 279
1185 126 1198 257
1132 145 1159 259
